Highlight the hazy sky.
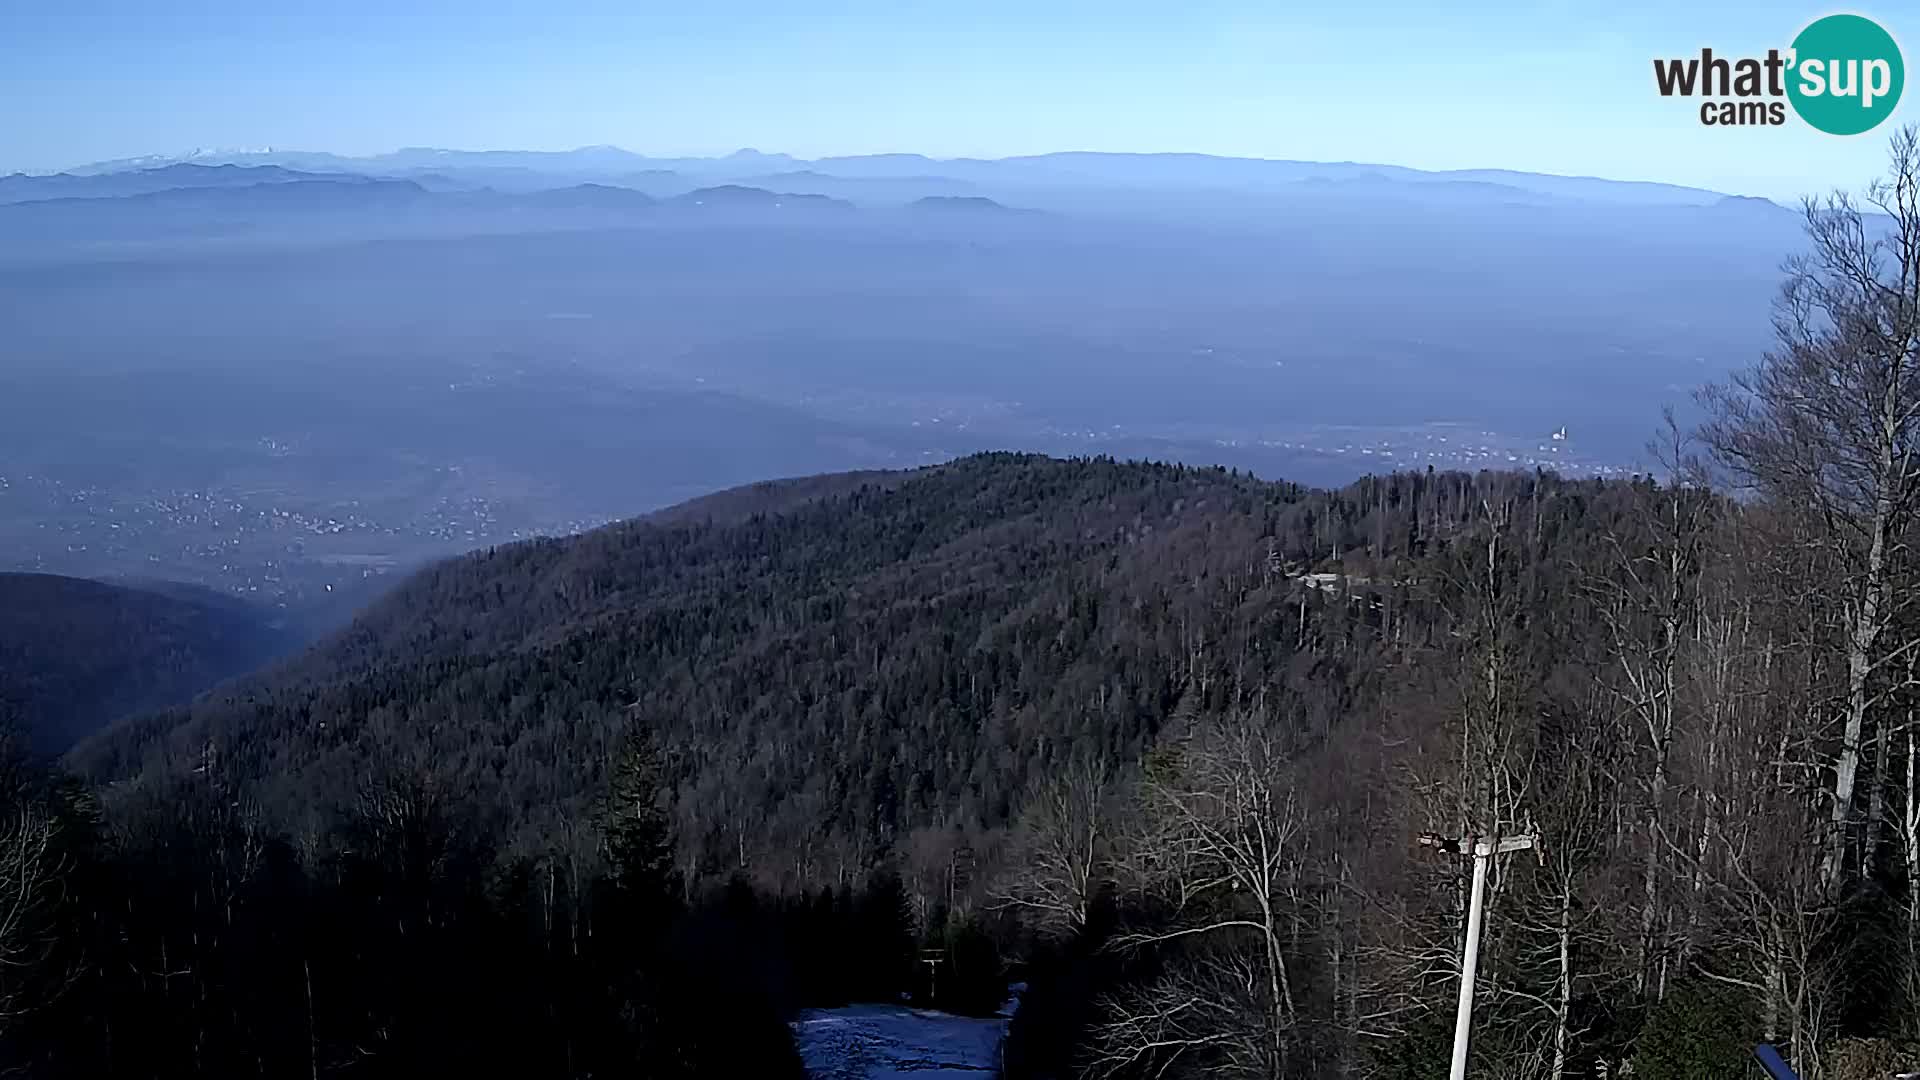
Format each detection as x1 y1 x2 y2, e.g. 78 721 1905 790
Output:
2 1 1911 198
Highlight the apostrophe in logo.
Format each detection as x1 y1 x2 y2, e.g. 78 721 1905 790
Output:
1787 14 1903 135
1652 13 1904 134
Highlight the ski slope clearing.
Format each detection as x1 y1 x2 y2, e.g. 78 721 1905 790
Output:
792 990 1021 1079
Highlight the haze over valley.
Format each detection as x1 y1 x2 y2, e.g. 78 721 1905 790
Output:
1 145 1799 625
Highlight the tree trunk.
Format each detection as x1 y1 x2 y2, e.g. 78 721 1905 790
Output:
1639 752 1668 996
1871 716 1892 867
1553 884 1573 1080
1906 727 1920 1035
1824 385 1899 894
1262 900 1293 1077
1764 944 1783 1043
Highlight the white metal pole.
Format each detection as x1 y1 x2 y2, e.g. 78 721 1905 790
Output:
1450 841 1491 1080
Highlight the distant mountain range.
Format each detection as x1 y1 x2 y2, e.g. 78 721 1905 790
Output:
21 146 1766 209
0 170 864 218
0 156 1795 246
0 162 372 204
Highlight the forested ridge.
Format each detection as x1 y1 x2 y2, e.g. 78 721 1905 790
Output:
38 445 1868 1078
0 572 290 754
76 452 1410 871
12 131 1920 1079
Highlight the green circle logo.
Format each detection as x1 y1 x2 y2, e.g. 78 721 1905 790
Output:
1787 14 1904 135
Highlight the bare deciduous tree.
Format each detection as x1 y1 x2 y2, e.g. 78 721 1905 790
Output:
992 755 1119 939
1703 125 1920 896
1593 420 1712 997
1094 711 1306 1078
0 805 65 1037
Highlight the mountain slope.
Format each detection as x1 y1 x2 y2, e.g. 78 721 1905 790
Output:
908 195 1026 214
0 573 291 753
10 178 430 213
670 184 854 210
75 454 1616 882
516 182 657 209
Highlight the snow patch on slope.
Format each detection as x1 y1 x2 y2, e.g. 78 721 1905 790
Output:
793 987 1022 1079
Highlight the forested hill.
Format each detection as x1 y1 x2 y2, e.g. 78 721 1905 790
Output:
75 453 1620 877
0 572 291 753
48 450 1905 1075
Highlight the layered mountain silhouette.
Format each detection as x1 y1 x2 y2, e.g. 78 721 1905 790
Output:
42 146 1751 206
0 162 352 204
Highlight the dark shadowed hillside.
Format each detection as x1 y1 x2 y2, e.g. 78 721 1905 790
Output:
0 572 291 752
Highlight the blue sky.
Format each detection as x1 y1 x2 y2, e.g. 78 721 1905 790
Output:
1 1 1910 198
